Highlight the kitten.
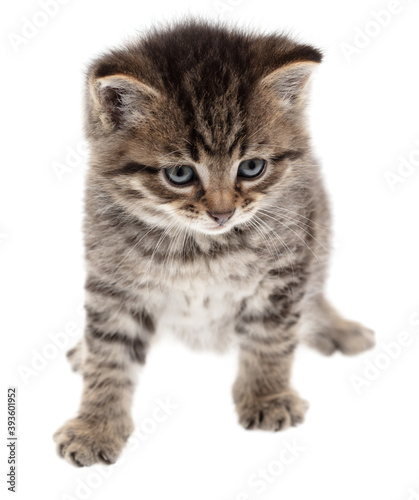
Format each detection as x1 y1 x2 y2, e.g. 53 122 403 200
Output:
53 20 374 467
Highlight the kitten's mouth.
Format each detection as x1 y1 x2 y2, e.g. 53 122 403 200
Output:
199 222 233 235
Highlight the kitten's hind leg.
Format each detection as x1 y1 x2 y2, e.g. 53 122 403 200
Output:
300 295 375 356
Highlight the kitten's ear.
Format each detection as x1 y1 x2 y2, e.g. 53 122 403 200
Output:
89 74 160 131
260 60 319 108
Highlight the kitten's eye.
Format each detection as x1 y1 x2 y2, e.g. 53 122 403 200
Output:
237 159 266 179
165 165 195 185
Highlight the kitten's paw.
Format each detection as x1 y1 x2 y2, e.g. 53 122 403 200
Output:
235 390 309 432
336 322 375 355
53 417 132 467
308 322 375 356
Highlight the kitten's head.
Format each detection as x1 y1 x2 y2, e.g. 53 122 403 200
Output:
85 21 321 235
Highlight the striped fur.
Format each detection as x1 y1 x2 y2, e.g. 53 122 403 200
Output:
54 20 374 467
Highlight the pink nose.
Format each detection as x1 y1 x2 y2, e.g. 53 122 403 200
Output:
207 210 235 225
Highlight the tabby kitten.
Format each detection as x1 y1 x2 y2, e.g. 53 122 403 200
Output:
53 20 374 467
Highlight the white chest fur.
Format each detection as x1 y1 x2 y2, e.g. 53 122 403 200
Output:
156 273 260 352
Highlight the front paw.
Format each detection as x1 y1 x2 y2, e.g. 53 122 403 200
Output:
234 389 309 432
53 416 132 467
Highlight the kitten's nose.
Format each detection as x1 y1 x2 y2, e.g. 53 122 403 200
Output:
207 209 235 226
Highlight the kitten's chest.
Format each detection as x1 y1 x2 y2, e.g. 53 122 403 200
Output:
156 270 260 351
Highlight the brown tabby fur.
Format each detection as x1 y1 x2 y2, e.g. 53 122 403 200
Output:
53 20 374 467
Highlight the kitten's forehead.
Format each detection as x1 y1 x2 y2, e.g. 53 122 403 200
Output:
157 66 253 161
151 73 262 164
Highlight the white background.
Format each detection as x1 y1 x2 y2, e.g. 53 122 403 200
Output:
2 0 419 499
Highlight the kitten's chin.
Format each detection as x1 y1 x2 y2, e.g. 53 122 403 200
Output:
193 224 234 236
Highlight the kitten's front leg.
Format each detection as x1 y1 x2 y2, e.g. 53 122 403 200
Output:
53 278 154 467
233 292 308 432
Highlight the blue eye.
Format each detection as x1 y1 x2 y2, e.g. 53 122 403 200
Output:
237 159 266 178
165 165 195 185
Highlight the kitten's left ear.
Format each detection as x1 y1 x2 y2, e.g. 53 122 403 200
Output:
260 60 320 109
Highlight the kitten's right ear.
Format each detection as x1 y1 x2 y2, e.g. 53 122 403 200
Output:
88 74 160 132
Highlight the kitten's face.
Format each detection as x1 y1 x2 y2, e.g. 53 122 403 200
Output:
91 83 305 237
